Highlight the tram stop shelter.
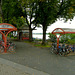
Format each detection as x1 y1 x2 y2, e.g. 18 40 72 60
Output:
52 28 75 49
0 23 17 53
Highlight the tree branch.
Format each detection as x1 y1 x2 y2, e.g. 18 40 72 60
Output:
57 0 71 17
24 7 30 26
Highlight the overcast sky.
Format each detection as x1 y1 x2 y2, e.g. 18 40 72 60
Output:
47 17 75 33
33 17 75 33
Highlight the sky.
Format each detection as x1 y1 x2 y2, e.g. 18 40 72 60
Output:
33 17 75 33
47 17 75 33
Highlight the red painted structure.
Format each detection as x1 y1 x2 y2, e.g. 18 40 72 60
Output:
22 37 29 40
0 23 17 53
52 28 75 49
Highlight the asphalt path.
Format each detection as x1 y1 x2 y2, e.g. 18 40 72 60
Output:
0 40 75 75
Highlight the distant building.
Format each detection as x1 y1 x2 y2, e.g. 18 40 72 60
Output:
17 25 29 40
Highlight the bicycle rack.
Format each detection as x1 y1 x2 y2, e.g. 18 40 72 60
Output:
52 28 75 52
0 23 17 53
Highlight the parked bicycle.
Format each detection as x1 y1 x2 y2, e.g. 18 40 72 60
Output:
0 40 16 53
7 40 16 53
51 43 75 56
51 43 58 54
0 40 4 53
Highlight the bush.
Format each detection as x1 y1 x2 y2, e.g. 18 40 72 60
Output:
67 39 75 44
48 33 56 42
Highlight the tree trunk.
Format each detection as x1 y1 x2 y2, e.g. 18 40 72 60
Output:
42 26 47 45
29 26 33 42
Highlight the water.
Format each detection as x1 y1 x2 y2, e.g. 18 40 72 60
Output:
33 33 49 39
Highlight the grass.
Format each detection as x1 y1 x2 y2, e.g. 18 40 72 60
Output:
34 44 51 48
24 40 51 48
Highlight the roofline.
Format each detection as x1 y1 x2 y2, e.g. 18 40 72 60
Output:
0 23 17 31
52 28 75 34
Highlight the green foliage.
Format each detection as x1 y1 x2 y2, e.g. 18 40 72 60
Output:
19 0 39 41
36 0 75 25
2 0 25 24
20 0 38 27
58 0 75 21
60 34 69 43
34 43 51 48
69 34 75 39
48 33 56 42
1 0 75 44
67 39 74 44
36 0 58 25
9 17 26 28
67 34 75 44
35 0 75 44
60 34 75 44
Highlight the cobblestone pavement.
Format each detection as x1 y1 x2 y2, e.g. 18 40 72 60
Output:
0 40 75 75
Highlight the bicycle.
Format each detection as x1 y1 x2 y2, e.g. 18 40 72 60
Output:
7 41 16 53
0 45 4 53
0 40 5 53
51 43 58 54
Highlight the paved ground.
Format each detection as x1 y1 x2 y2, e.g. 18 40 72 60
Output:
0 57 49 75
0 40 75 75
0 61 29 75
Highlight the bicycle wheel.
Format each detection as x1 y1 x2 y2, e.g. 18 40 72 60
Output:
0 45 4 53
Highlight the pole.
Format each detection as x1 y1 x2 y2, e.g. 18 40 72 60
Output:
57 37 59 51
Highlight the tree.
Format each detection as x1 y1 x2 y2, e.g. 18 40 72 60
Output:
19 0 38 42
2 0 24 24
35 0 75 45
48 33 56 42
36 0 58 45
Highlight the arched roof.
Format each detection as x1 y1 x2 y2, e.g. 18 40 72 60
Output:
52 28 75 34
0 23 17 31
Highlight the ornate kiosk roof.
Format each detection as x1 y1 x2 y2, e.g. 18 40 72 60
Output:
0 23 17 31
52 28 75 34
